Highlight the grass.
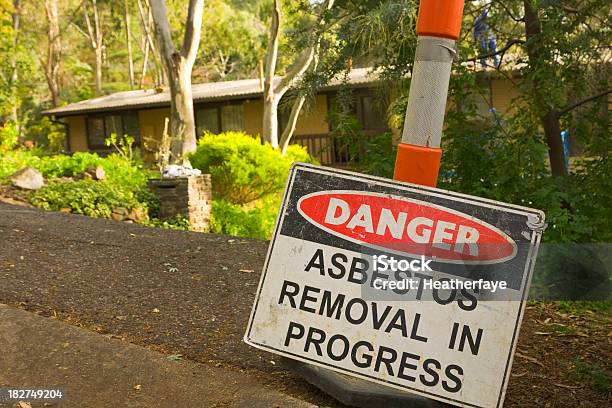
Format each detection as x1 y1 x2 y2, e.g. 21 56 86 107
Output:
568 359 611 394
556 301 611 316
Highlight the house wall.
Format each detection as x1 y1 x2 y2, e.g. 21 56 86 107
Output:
491 78 521 116
139 107 171 162
243 99 263 136
63 116 88 152
294 94 329 135
59 78 521 164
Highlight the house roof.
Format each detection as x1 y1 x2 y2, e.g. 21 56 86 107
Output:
43 67 377 117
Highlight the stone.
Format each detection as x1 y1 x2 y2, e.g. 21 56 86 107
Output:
127 207 148 222
81 166 105 181
10 167 45 190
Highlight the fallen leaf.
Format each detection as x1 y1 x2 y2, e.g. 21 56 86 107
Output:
152 308 160 313
239 269 255 273
18 402 32 408
554 383 581 389
515 352 545 368
133 384 142 391
167 354 183 362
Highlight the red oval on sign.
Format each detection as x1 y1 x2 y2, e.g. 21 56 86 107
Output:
297 191 517 264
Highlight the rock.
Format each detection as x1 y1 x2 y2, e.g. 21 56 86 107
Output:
127 207 148 222
114 207 129 216
81 166 105 181
111 212 125 222
10 167 44 190
111 207 129 221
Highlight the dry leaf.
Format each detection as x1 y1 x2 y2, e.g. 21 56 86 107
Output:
515 352 545 368
239 269 255 273
133 384 142 391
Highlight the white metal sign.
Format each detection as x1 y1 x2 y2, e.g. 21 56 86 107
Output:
245 163 545 408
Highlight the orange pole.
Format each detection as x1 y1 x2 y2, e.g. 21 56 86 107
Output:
393 0 465 187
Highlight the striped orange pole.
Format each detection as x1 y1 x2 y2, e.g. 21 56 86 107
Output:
393 0 465 187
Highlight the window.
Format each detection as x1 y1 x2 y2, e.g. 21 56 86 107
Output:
221 105 244 131
87 112 140 150
359 96 388 130
196 107 219 135
195 103 244 136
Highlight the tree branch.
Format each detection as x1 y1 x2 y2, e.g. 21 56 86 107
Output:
461 38 525 63
180 0 204 65
275 0 335 95
264 0 281 97
149 0 176 62
558 88 612 117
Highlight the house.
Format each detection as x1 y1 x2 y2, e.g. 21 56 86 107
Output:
43 68 521 166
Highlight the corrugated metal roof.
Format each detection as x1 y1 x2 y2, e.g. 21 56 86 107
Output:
43 67 377 116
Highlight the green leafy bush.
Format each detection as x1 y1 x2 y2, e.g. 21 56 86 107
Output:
0 149 38 180
210 199 278 239
0 122 19 152
31 179 144 218
189 132 315 204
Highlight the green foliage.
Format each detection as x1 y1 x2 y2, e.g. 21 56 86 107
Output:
141 215 191 231
0 148 35 180
210 198 278 239
30 179 144 218
189 132 314 204
0 122 18 152
568 358 611 394
24 116 66 152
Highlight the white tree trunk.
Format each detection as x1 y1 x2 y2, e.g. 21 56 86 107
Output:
44 0 61 107
150 0 203 164
280 95 306 155
263 95 280 148
262 0 334 150
124 0 135 89
11 0 20 133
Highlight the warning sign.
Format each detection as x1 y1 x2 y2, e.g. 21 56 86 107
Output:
245 163 545 408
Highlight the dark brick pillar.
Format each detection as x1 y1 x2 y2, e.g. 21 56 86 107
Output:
148 175 212 232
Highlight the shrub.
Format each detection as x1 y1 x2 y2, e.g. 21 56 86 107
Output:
210 199 278 239
31 179 144 218
0 122 19 152
0 150 38 180
189 132 315 204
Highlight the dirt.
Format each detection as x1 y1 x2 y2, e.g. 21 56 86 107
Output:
0 203 610 407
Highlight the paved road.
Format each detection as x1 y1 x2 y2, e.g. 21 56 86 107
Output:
0 203 336 406
0 304 315 408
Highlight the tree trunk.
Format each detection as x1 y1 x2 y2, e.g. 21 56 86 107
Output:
84 0 104 95
11 0 20 133
262 0 281 147
124 0 135 89
523 0 567 176
262 0 333 149
280 95 306 155
44 0 61 107
150 0 204 164
262 95 280 148
94 45 103 95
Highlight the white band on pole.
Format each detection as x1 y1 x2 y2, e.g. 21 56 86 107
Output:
401 36 456 148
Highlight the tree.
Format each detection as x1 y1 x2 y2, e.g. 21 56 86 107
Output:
262 0 335 151
136 0 164 87
10 0 20 132
149 0 204 164
80 0 104 95
124 0 135 89
521 0 610 176
43 0 61 107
